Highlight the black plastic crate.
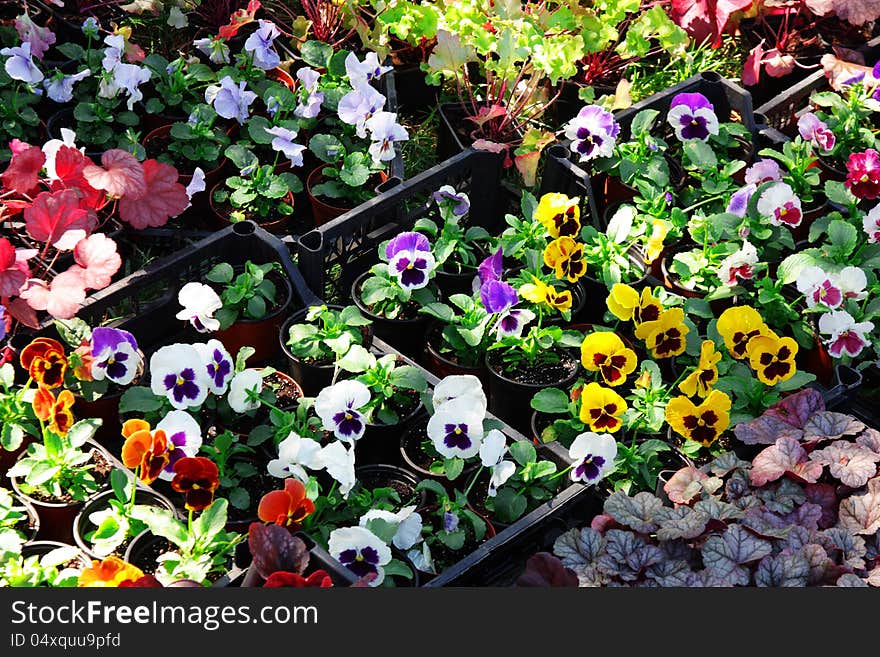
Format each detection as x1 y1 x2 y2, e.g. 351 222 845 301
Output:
292 148 510 304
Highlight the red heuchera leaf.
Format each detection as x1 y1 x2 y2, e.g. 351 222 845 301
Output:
263 570 334 588
218 0 262 39
750 437 824 487
589 513 617 534
53 147 105 210
4 297 39 329
839 478 880 535
83 149 146 198
804 483 839 528
72 234 121 289
117 160 188 229
765 388 825 429
19 269 87 319
247 522 310 580
671 0 752 47
24 189 96 250
515 553 579 587
1 144 45 195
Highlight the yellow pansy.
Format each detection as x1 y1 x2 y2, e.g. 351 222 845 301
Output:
716 306 772 359
534 192 580 238
746 333 799 386
665 390 732 447
578 382 627 433
580 331 637 387
634 307 689 359
645 219 670 264
679 340 722 398
606 283 639 321
544 236 587 283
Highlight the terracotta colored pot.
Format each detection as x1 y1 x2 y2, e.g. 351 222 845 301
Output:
267 67 297 90
659 245 736 317
141 123 229 194
306 165 388 227
208 180 294 234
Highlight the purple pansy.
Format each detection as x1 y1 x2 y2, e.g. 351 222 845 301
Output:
385 231 435 291
477 246 504 286
726 183 757 217
798 112 836 152
568 432 617 484
43 68 90 103
667 92 719 142
564 105 619 163
315 380 371 443
480 279 518 315
1 42 43 84
819 310 874 359
150 343 211 409
493 308 535 339
443 511 460 533
90 327 141 386
433 185 470 217
205 76 256 125
15 14 56 60
337 83 386 138
744 158 783 185
264 125 306 166
344 51 391 88
294 67 324 119
243 20 281 70
155 410 202 480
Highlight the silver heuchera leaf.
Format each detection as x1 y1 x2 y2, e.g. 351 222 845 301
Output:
603 491 663 533
857 428 880 454
647 560 693 587
865 567 880 587
818 527 867 570
653 506 710 541
707 451 751 477
838 478 880 535
624 544 665 574
801 543 833 586
758 478 806 515
693 498 745 523
599 530 650 581
802 412 866 443
742 507 791 540
783 503 823 532
754 552 810 587
734 415 804 445
782 526 817 552
836 573 869 587
554 527 605 569
810 441 880 488
702 525 774 586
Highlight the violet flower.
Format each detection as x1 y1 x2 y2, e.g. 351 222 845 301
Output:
205 76 256 124
344 51 391 88
744 159 783 185
480 279 517 315
385 231 435 290
43 68 91 103
667 92 719 142
433 185 470 217
1 42 43 84
338 83 386 138
294 67 324 119
243 20 280 70
798 112 835 152
564 105 619 162
14 14 56 60
265 125 306 166
90 327 141 386
366 111 409 163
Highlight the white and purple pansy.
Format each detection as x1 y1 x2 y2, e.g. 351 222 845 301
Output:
427 396 484 460
726 183 757 217
480 279 518 315
432 374 487 416
264 125 306 166
294 67 324 119
433 185 470 218
90 327 142 386
228 369 263 413
176 282 222 332
315 380 371 443
337 83 386 138
344 51 391 88
864 203 880 243
564 105 619 163
797 266 843 309
193 340 234 395
477 246 503 288
155 410 202 481
267 431 324 481
667 92 719 142
493 307 536 340
328 526 391 586
717 239 758 287
818 310 875 359
797 112 835 153
366 111 409 163
150 343 211 409
479 429 516 497
385 231 436 291
756 182 803 228
568 432 617 484
744 158 783 185
360 505 423 550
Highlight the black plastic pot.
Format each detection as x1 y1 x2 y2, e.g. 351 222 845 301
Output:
392 62 437 114
10 492 40 544
125 529 245 587
355 463 427 510
355 398 425 467
484 349 581 436
422 321 490 389
278 304 374 397
398 418 480 491
350 271 432 359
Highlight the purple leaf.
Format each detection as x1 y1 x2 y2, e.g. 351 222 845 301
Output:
702 525 774 586
758 479 806 515
554 527 605 571
707 451 751 477
803 412 866 444
804 483 839 528
755 553 810 587
857 428 880 453
603 492 663 533
783 503 823 531
742 507 791 539
734 414 804 446
820 527 867 569
248 522 310 580
836 573 869 587
516 553 579 587
647 560 693 586
764 388 825 428
654 506 710 541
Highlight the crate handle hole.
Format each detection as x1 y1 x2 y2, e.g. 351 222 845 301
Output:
232 221 257 236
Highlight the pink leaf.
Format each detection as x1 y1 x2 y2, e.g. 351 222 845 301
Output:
672 0 753 47
832 0 880 26
20 269 87 319
118 160 189 229
24 189 97 251
764 388 825 429
83 149 146 198
750 437 824 487
4 297 39 329
810 442 880 488
764 49 796 78
742 42 764 87
838 478 880 535
663 466 709 505
73 234 122 290
1 144 45 195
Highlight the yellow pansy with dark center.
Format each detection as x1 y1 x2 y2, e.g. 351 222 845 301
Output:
665 390 731 447
580 331 637 387
746 333 799 386
578 382 627 433
716 306 771 359
634 307 688 359
679 340 722 398
633 287 662 326
606 283 639 322
543 236 588 283
534 192 581 238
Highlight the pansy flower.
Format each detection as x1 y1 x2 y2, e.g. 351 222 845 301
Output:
344 51 392 87
543 236 587 283
267 432 324 481
578 382 626 433
634 307 688 359
257 478 315 529
33 386 75 436
519 276 572 314
679 341 722 398
818 310 874 358
480 279 518 315
606 283 639 322
863 203 880 243
1 42 43 84
328 526 392 587
193 340 234 395
667 92 719 142
20 337 67 388
320 441 356 497
205 76 256 125
366 111 409 163
228 369 263 413
726 184 757 218
492 307 535 340
746 332 799 386
633 287 662 326
534 193 580 238
78 557 144 588
836 266 868 302
568 432 617 484
717 239 759 287
121 419 169 484
432 185 470 217
264 126 306 167
479 429 516 497
176 282 222 332
171 456 220 512
580 332 637 387
477 247 503 286
744 159 783 185
43 68 90 103
338 83 386 138
90 327 141 386
384 231 436 291
294 67 323 119
716 306 771 359
798 112 835 152
193 36 230 65
845 149 880 200
315 380 371 443
757 182 803 228
796 266 843 309
432 374 487 415
665 390 731 447
360 506 424 550
154 410 203 481
564 105 619 163
427 397 485 459
645 219 669 264
243 20 281 70
149 343 211 409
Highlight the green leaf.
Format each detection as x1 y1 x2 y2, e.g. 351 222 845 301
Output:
206 263 234 284
382 558 413 581
229 488 250 511
414 478 448 500
1 424 23 452
129 506 189 548
309 134 344 164
110 469 129 502
301 40 333 68
235 346 256 371
389 365 427 392
336 344 375 373
530 388 570 413
67 419 101 448
364 517 398 544
194 498 228 541
246 295 266 319
119 386 165 414
509 440 536 466
444 458 464 481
